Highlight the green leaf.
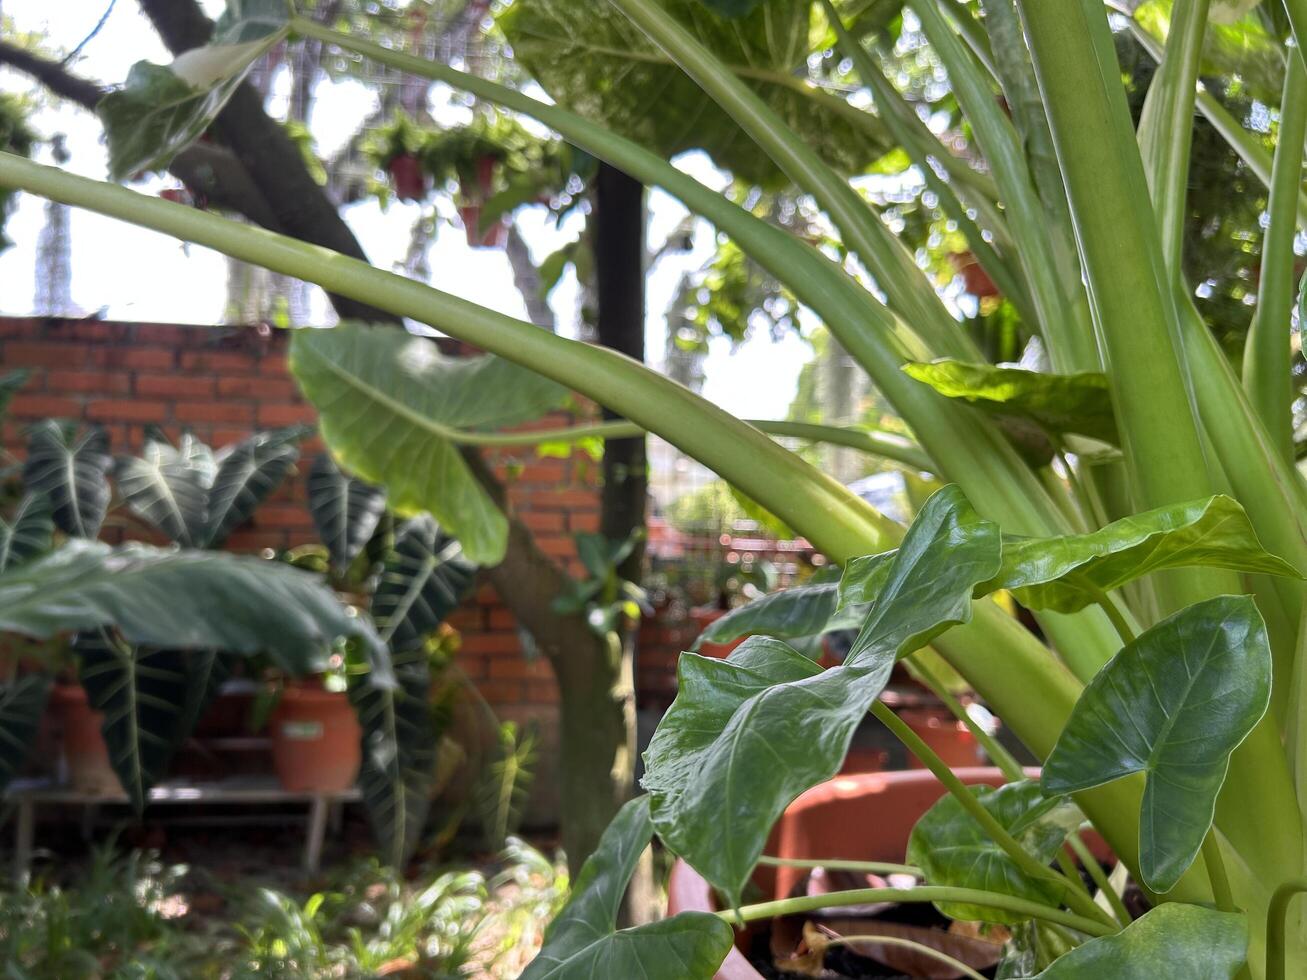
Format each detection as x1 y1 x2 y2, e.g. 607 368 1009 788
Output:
204 428 301 548
499 0 893 187
0 674 51 793
902 360 1117 444
288 323 568 564
987 495 1301 614
0 368 30 417
23 420 112 539
691 581 866 651
1031 904 1246 979
836 551 896 610
174 649 233 755
0 540 383 676
372 515 476 651
306 453 387 573
1042 596 1271 892
698 0 766 15
98 0 292 179
906 779 1081 925
75 628 191 811
349 644 436 866
0 494 54 573
643 486 1001 906
116 437 210 546
520 796 733 980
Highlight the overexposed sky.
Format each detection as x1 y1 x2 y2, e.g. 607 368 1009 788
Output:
0 0 813 420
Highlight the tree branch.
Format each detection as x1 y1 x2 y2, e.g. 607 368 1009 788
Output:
0 39 106 108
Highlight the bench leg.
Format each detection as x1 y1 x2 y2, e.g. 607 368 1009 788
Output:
14 799 33 885
303 795 327 874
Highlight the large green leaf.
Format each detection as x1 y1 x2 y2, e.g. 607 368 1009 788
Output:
902 360 1117 445
690 581 866 652
349 645 436 866
1042 596 1271 892
986 495 1301 614
0 368 30 417
289 324 567 564
116 438 210 546
204 428 301 548
0 494 53 573
1031 904 1246 979
643 486 1001 906
906 779 1081 925
174 648 233 755
98 0 292 179
0 674 51 793
520 796 733 980
372 515 476 651
0 540 384 676
306 453 387 573
23 420 112 539
75 628 191 811
836 550 896 610
499 0 892 186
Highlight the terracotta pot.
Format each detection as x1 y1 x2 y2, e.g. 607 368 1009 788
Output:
897 706 985 770
949 251 1000 298
387 153 428 202
270 686 361 792
458 205 508 249
689 606 746 660
667 768 1019 980
51 683 119 795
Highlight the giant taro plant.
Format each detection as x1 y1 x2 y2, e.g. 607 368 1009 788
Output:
8 0 1307 974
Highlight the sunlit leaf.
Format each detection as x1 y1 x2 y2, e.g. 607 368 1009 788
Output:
1031 903 1246 978
116 437 210 547
289 323 567 564
906 779 1081 925
1042 596 1271 891
691 581 865 652
521 796 733 980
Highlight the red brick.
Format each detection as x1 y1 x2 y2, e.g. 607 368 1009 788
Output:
254 504 315 528
488 658 553 680
180 350 258 372
4 342 83 368
531 489 600 509
217 376 300 400
567 512 601 533
526 681 560 703
46 370 129 395
97 348 177 371
518 511 564 533
86 399 171 423
447 608 485 631
459 633 521 656
222 528 289 553
7 395 83 419
537 535 577 559
257 403 318 427
474 680 525 704
487 608 518 631
136 374 215 398
132 323 210 346
174 401 256 424
259 354 290 376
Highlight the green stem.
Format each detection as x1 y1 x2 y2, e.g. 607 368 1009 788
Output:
870 700 1118 930
755 856 920 877
1244 51 1307 464
1066 833 1132 926
1266 878 1307 980
1090 586 1137 647
1203 831 1236 914
820 934 986 980
904 653 1024 781
721 885 1116 937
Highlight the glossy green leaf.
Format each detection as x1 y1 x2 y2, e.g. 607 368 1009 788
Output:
350 644 436 866
906 779 1081 925
836 551 895 610
75 628 191 811
1031 903 1246 979
988 495 1301 614
116 438 210 547
1042 596 1271 892
520 796 733 980
372 515 476 652
0 540 384 675
98 0 292 179
690 581 866 651
0 674 50 793
0 494 53 573
643 486 1001 906
204 428 302 548
23 420 112 540
903 360 1117 444
698 0 766 15
289 323 567 564
499 0 892 187
306 453 387 573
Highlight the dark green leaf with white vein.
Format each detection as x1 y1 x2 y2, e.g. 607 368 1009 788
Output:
0 675 50 794
204 428 302 548
116 438 210 546
372 515 476 651
306 453 387 573
1042 595 1271 891
23 420 112 539
0 494 53 573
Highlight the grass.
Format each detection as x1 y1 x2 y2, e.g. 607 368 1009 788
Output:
0 839 567 979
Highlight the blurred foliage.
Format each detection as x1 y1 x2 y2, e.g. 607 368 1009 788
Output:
0 93 37 252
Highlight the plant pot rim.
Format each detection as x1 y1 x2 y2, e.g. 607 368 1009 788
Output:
276 684 350 705
666 767 1024 980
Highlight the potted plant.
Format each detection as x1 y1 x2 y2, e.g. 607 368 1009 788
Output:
31 0 1307 972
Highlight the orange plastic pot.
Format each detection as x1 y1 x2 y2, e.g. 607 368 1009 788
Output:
269 686 361 792
690 607 746 660
51 683 119 795
666 768 1018 979
897 706 985 770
